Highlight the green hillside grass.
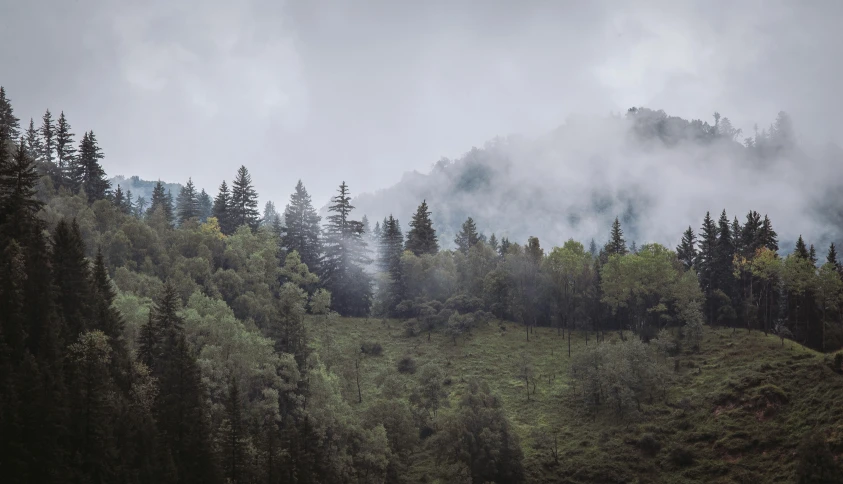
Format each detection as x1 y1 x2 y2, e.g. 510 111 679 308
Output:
306 317 843 483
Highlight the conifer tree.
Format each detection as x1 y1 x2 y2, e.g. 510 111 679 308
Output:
759 215 779 251
123 189 134 215
77 131 109 202
0 141 43 237
52 219 94 343
113 185 125 210
605 217 628 256
197 189 212 222
90 249 125 342
714 209 735 290
221 378 246 483
0 86 20 146
24 118 42 161
794 235 809 260
488 233 499 251
55 111 76 179
698 211 718 321
827 243 840 272
322 181 372 316
148 181 168 218
230 165 260 232
39 110 56 168
283 180 322 273
499 237 512 257
379 215 405 313
731 216 742 256
740 210 762 257
406 199 439 255
676 226 697 270
176 178 200 225
261 200 283 236
809 244 817 266
213 181 234 234
454 217 479 254
588 238 598 257
165 190 175 223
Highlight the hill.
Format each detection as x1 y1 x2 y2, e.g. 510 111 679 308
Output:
309 316 843 483
350 108 843 253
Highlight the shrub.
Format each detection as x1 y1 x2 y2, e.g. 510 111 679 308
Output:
795 432 841 484
360 341 383 356
397 356 417 374
637 433 661 456
834 352 843 373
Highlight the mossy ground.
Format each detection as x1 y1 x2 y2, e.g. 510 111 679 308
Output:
306 317 843 483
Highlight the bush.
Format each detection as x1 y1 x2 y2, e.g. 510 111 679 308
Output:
834 352 843 373
361 341 383 356
795 432 842 484
397 356 417 374
637 433 661 456
668 445 694 467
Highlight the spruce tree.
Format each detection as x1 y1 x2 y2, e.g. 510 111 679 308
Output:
24 118 42 162
321 181 372 316
759 215 779 251
221 379 246 483
148 181 168 219
165 190 175 224
698 211 718 321
123 190 134 215
731 216 742 257
261 200 283 235
794 235 809 260
454 217 479 254
113 185 125 211
677 226 697 270
714 210 735 286
90 249 125 342
741 210 762 257
197 189 212 223
176 178 200 225
230 165 260 232
0 86 20 146
0 141 43 239
55 111 76 179
605 217 628 256
283 180 322 273
379 215 405 313
213 181 233 234
827 243 840 272
77 131 109 202
488 233 499 251
39 109 55 166
499 237 512 257
405 200 439 255
52 218 94 343
809 244 817 266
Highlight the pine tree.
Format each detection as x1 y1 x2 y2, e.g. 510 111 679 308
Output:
740 210 762 257
405 200 439 255
698 211 718 321
0 86 21 146
176 178 200 225
605 217 628 256
123 189 134 215
794 235 809 260
488 233 499 251
677 226 697 270
136 312 157 369
759 215 779 252
379 215 405 313
321 181 372 316
827 243 840 272
0 141 43 239
283 180 322 273
499 237 512 257
731 216 742 257
221 378 246 483
809 244 817 266
77 131 109 202
113 185 125 211
213 181 234 235
165 190 175 224
261 200 283 236
197 189 212 223
715 210 735 285
55 111 76 179
52 219 94 344
588 238 598 257
24 118 42 162
230 165 260 232
39 110 55 166
90 249 125 342
148 181 168 219
454 217 479 254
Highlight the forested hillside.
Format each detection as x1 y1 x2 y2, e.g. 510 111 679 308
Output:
1 85 842 483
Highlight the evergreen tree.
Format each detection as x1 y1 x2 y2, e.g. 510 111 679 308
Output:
55 111 76 179
588 238 598 257
731 216 742 257
213 181 234 235
77 131 109 202
0 86 20 145
405 199 439 255
676 226 697 270
176 178 200 225
794 235 809 260
197 189 212 223
113 185 125 211
39 109 55 166
261 200 283 236
809 244 817 266
379 215 405 313
759 215 779 251
165 190 175 224
0 141 43 237
52 218 94 344
134 196 147 217
827 243 840 272
283 180 322 273
740 210 762 257
221 378 246 483
123 189 134 215
24 118 42 161
321 181 372 316
605 217 628 256
488 233 499 252
698 211 718 321
454 217 479 254
148 181 168 219
230 165 260 232
499 237 512 257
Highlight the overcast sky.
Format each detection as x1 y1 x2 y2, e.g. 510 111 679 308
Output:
2 0 841 207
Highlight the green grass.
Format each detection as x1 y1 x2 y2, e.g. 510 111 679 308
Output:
306 317 843 483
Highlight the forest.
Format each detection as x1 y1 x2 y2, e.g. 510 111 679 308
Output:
2 85 843 483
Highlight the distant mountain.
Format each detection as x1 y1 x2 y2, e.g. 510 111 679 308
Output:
351 108 842 252
109 175 183 206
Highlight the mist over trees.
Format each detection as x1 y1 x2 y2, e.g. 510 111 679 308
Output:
2 85 842 482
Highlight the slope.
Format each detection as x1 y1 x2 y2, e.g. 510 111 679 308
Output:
307 316 843 483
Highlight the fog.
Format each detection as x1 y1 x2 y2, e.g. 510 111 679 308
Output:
2 0 842 249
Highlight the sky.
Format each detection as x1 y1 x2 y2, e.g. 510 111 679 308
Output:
2 0 842 209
